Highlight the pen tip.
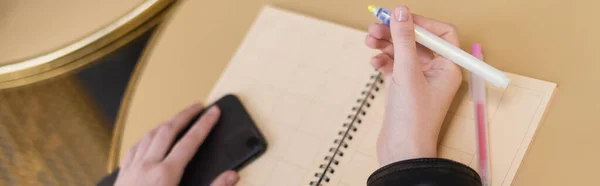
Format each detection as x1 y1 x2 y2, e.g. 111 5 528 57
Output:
367 5 377 13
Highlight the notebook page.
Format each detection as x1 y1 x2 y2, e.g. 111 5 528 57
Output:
206 6 380 186
342 73 556 186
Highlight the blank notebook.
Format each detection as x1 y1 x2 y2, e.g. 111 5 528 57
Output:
207 6 556 186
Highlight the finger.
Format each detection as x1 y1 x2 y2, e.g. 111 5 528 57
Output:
145 103 204 161
369 19 433 63
371 53 393 75
389 5 422 83
132 127 158 163
412 14 461 75
364 35 394 58
413 14 459 46
165 106 221 167
368 23 392 42
210 171 239 186
120 142 139 168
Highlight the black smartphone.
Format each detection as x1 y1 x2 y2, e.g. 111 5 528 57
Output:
97 94 267 186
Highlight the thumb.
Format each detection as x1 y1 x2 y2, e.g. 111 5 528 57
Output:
389 5 421 84
210 171 239 186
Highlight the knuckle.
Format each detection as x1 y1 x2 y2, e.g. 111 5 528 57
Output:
144 132 155 141
156 165 172 176
364 36 374 46
452 64 463 77
140 161 155 169
371 56 383 63
149 127 159 136
393 38 415 46
368 23 378 32
393 29 415 39
370 31 385 40
125 148 136 158
162 161 184 173
160 122 175 133
446 23 458 32
384 45 395 54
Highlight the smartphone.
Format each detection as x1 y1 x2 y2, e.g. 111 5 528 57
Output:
98 94 267 186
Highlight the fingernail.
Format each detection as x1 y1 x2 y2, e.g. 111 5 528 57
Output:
226 172 238 185
395 6 409 22
207 106 220 116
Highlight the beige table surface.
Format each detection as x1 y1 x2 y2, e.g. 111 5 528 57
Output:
114 0 600 185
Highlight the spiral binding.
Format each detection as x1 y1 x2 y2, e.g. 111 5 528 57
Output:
309 72 384 186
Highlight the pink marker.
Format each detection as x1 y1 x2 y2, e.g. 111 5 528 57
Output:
471 44 491 186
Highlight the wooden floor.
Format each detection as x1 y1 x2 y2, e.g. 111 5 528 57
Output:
0 76 110 185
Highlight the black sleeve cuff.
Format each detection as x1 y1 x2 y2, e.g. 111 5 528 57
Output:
367 158 482 186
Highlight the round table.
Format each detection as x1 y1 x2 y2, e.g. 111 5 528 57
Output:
111 0 600 185
0 0 174 89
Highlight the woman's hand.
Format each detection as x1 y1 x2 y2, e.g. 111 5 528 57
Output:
364 5 462 166
114 104 239 186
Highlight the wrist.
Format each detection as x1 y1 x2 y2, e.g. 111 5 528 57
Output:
376 131 438 166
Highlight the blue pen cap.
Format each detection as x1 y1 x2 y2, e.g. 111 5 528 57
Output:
376 8 391 25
